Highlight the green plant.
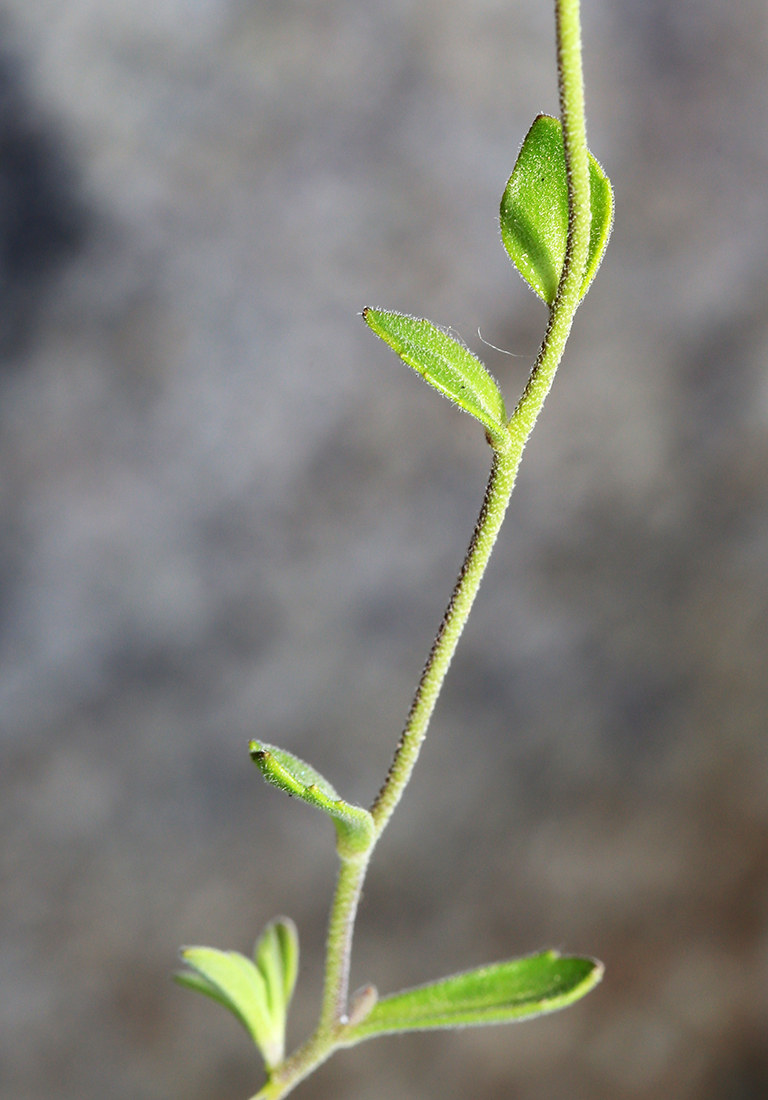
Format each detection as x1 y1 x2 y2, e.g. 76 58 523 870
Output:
176 1 613 1096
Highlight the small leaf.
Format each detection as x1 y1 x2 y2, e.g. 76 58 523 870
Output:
363 308 508 443
176 918 300 1071
249 741 375 858
176 946 282 1067
341 950 602 1043
255 917 299 1025
500 114 613 305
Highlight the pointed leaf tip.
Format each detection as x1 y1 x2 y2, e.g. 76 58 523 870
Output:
500 114 613 305
363 308 508 445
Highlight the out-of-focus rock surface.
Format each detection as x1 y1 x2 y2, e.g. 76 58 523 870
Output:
2 1 768 1098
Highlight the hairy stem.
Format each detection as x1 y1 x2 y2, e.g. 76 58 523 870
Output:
371 0 592 838
369 438 517 835
249 2 592 1096
509 0 590 451
318 854 371 1031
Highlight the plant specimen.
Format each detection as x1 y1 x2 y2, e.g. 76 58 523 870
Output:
176 1 613 1096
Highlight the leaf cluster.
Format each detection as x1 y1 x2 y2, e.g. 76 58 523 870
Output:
363 115 612 441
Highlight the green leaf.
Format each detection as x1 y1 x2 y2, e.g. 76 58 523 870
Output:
176 946 279 1066
341 950 602 1043
255 917 299 1025
500 114 613 305
363 308 508 444
175 918 300 1071
174 966 247 1017
249 741 375 859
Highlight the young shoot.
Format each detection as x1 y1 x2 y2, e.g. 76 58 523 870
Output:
176 2 613 1096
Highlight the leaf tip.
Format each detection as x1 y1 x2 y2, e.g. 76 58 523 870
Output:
586 955 605 985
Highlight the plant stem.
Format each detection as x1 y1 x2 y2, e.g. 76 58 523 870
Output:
509 0 590 453
249 3 592 1097
369 437 517 835
317 854 370 1031
371 0 592 838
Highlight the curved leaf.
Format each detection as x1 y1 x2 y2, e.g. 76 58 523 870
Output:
176 946 281 1066
500 114 613 305
249 741 375 858
255 917 299 1026
341 950 602 1043
363 308 508 443
176 918 300 1070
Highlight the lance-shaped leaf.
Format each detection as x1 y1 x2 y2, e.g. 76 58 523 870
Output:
363 308 508 444
340 950 602 1043
500 114 613 305
249 741 375 858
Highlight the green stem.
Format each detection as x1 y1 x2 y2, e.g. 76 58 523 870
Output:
247 856 372 1100
369 438 517 835
248 3 591 1097
317 854 370 1031
509 0 590 452
371 0 592 839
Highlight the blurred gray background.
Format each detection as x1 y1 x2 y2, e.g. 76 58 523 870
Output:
2 1 768 1098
